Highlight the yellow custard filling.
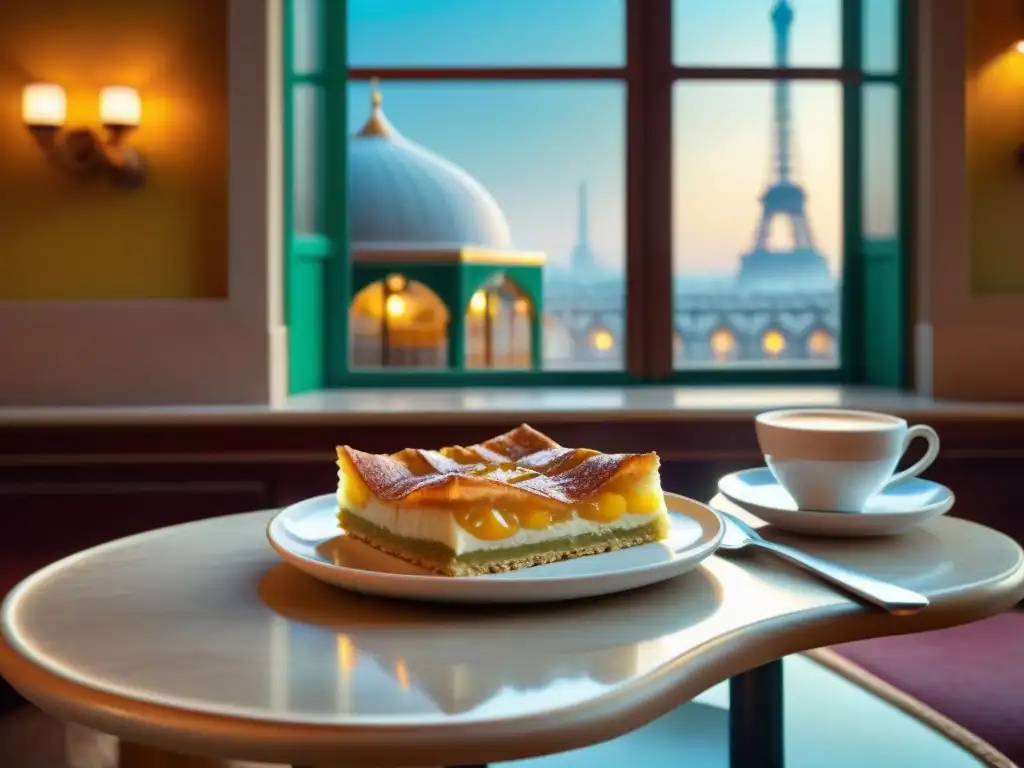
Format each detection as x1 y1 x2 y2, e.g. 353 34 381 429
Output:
342 461 664 542
449 488 663 541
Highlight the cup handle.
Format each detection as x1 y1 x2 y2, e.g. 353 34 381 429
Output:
883 424 940 489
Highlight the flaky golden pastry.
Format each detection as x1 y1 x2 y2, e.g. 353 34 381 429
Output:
336 424 659 508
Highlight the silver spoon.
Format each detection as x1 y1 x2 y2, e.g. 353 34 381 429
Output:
715 509 930 615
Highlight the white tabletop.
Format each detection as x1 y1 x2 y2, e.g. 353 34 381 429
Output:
1 499 1022 766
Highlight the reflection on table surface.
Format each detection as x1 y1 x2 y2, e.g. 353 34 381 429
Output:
258 561 722 719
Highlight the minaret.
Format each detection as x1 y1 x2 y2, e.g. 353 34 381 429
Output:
771 0 794 183
570 181 595 273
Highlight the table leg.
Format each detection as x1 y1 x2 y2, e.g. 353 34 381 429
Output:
729 660 784 768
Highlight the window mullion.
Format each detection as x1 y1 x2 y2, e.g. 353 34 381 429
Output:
840 0 865 383
626 0 674 381
324 0 350 383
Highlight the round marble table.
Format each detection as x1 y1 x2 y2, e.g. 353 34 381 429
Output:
1 497 1022 768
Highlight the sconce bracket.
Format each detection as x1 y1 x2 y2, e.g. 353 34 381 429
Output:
27 124 60 146
27 124 146 188
105 145 147 189
63 128 106 172
1016 144 1024 170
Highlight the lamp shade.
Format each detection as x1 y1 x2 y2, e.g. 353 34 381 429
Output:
99 86 141 127
22 83 66 127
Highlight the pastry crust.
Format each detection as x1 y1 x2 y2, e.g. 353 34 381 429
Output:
336 424 660 509
345 524 661 577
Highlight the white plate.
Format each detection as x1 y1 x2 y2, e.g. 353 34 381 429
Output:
717 467 955 537
267 492 723 604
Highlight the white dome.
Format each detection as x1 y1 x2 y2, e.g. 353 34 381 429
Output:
349 87 512 250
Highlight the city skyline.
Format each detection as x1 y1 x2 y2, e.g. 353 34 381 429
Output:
344 0 901 276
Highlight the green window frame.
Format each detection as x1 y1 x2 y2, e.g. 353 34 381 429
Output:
282 0 912 392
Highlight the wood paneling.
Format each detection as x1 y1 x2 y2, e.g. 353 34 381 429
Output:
1 416 1016 537
0 417 1020 570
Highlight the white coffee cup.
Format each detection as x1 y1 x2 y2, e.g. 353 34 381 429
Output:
754 408 941 513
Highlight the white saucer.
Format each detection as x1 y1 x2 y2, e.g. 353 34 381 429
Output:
267 492 723 604
717 467 955 537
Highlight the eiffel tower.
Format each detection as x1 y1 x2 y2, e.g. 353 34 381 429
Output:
735 0 833 292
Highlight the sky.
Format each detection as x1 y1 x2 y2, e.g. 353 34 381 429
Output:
334 0 901 276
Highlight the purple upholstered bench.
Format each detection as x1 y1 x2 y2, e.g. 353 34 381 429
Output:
830 610 1024 765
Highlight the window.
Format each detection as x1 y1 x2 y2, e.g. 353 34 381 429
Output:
283 0 910 391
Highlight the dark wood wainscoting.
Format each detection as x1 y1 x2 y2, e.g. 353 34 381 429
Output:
0 417 1019 570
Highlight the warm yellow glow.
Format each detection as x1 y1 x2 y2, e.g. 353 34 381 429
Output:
1016 40 1024 55
385 293 406 318
514 297 529 314
469 291 487 314
385 273 407 293
969 34 1024 292
762 329 786 357
394 659 410 690
99 85 141 127
807 329 834 356
22 83 66 127
709 328 735 360
591 328 614 352
337 635 356 674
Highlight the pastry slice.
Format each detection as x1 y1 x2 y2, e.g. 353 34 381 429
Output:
335 424 671 576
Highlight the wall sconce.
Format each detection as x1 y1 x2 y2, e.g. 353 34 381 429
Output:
22 82 146 189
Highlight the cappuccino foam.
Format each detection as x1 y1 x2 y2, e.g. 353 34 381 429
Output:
765 411 899 432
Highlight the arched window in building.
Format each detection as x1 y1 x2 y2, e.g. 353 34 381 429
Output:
761 328 787 358
464 276 533 370
349 274 450 368
588 326 616 355
709 327 738 362
807 328 836 359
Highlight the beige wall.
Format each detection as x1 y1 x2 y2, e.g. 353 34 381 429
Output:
0 0 286 406
917 0 1024 400
0 0 229 301
967 0 1024 293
